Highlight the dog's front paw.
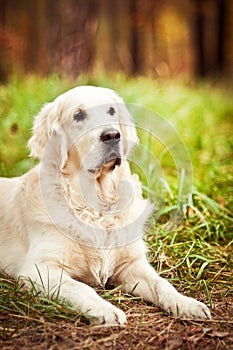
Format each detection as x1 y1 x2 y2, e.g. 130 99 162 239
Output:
87 300 127 326
165 295 211 319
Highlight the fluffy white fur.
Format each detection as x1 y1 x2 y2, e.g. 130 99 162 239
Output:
0 86 211 325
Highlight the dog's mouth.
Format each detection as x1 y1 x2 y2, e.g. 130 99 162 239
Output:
88 152 121 175
103 155 122 171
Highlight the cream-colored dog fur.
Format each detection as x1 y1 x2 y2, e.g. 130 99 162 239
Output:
0 86 211 325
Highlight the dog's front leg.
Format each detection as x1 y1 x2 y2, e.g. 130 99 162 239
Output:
19 264 126 325
118 258 211 319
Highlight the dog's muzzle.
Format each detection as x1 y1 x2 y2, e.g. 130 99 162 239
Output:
88 128 122 174
100 128 121 167
100 128 121 144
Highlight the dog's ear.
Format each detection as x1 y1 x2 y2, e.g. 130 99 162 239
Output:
28 100 71 171
28 101 61 159
51 126 69 170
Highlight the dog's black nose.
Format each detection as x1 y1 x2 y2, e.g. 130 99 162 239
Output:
100 128 121 143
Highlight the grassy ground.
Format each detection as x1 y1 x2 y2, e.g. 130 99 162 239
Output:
0 74 232 349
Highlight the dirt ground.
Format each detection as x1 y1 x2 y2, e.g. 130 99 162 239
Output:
0 295 232 350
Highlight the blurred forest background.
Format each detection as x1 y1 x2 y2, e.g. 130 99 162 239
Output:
0 0 232 82
0 3 233 348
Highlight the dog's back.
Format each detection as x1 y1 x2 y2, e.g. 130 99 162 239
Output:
0 171 40 277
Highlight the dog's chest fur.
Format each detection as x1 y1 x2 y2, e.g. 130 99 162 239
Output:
68 246 122 287
89 249 116 287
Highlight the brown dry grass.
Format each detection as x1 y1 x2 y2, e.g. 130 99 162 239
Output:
0 294 232 350
0 76 232 350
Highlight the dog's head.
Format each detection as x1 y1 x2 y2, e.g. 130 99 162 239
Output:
28 86 138 177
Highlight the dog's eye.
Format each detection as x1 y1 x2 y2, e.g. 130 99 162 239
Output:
74 109 86 122
107 107 116 116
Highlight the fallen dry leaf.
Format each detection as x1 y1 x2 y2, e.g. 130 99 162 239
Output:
206 330 229 338
187 325 202 335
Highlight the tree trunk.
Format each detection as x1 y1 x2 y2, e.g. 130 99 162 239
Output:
0 0 7 81
193 0 205 77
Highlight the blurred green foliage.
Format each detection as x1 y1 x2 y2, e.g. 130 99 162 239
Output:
0 74 232 204
0 74 232 321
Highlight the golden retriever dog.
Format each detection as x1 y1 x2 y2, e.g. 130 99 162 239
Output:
0 86 211 325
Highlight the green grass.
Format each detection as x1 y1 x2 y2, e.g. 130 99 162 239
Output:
0 74 232 325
